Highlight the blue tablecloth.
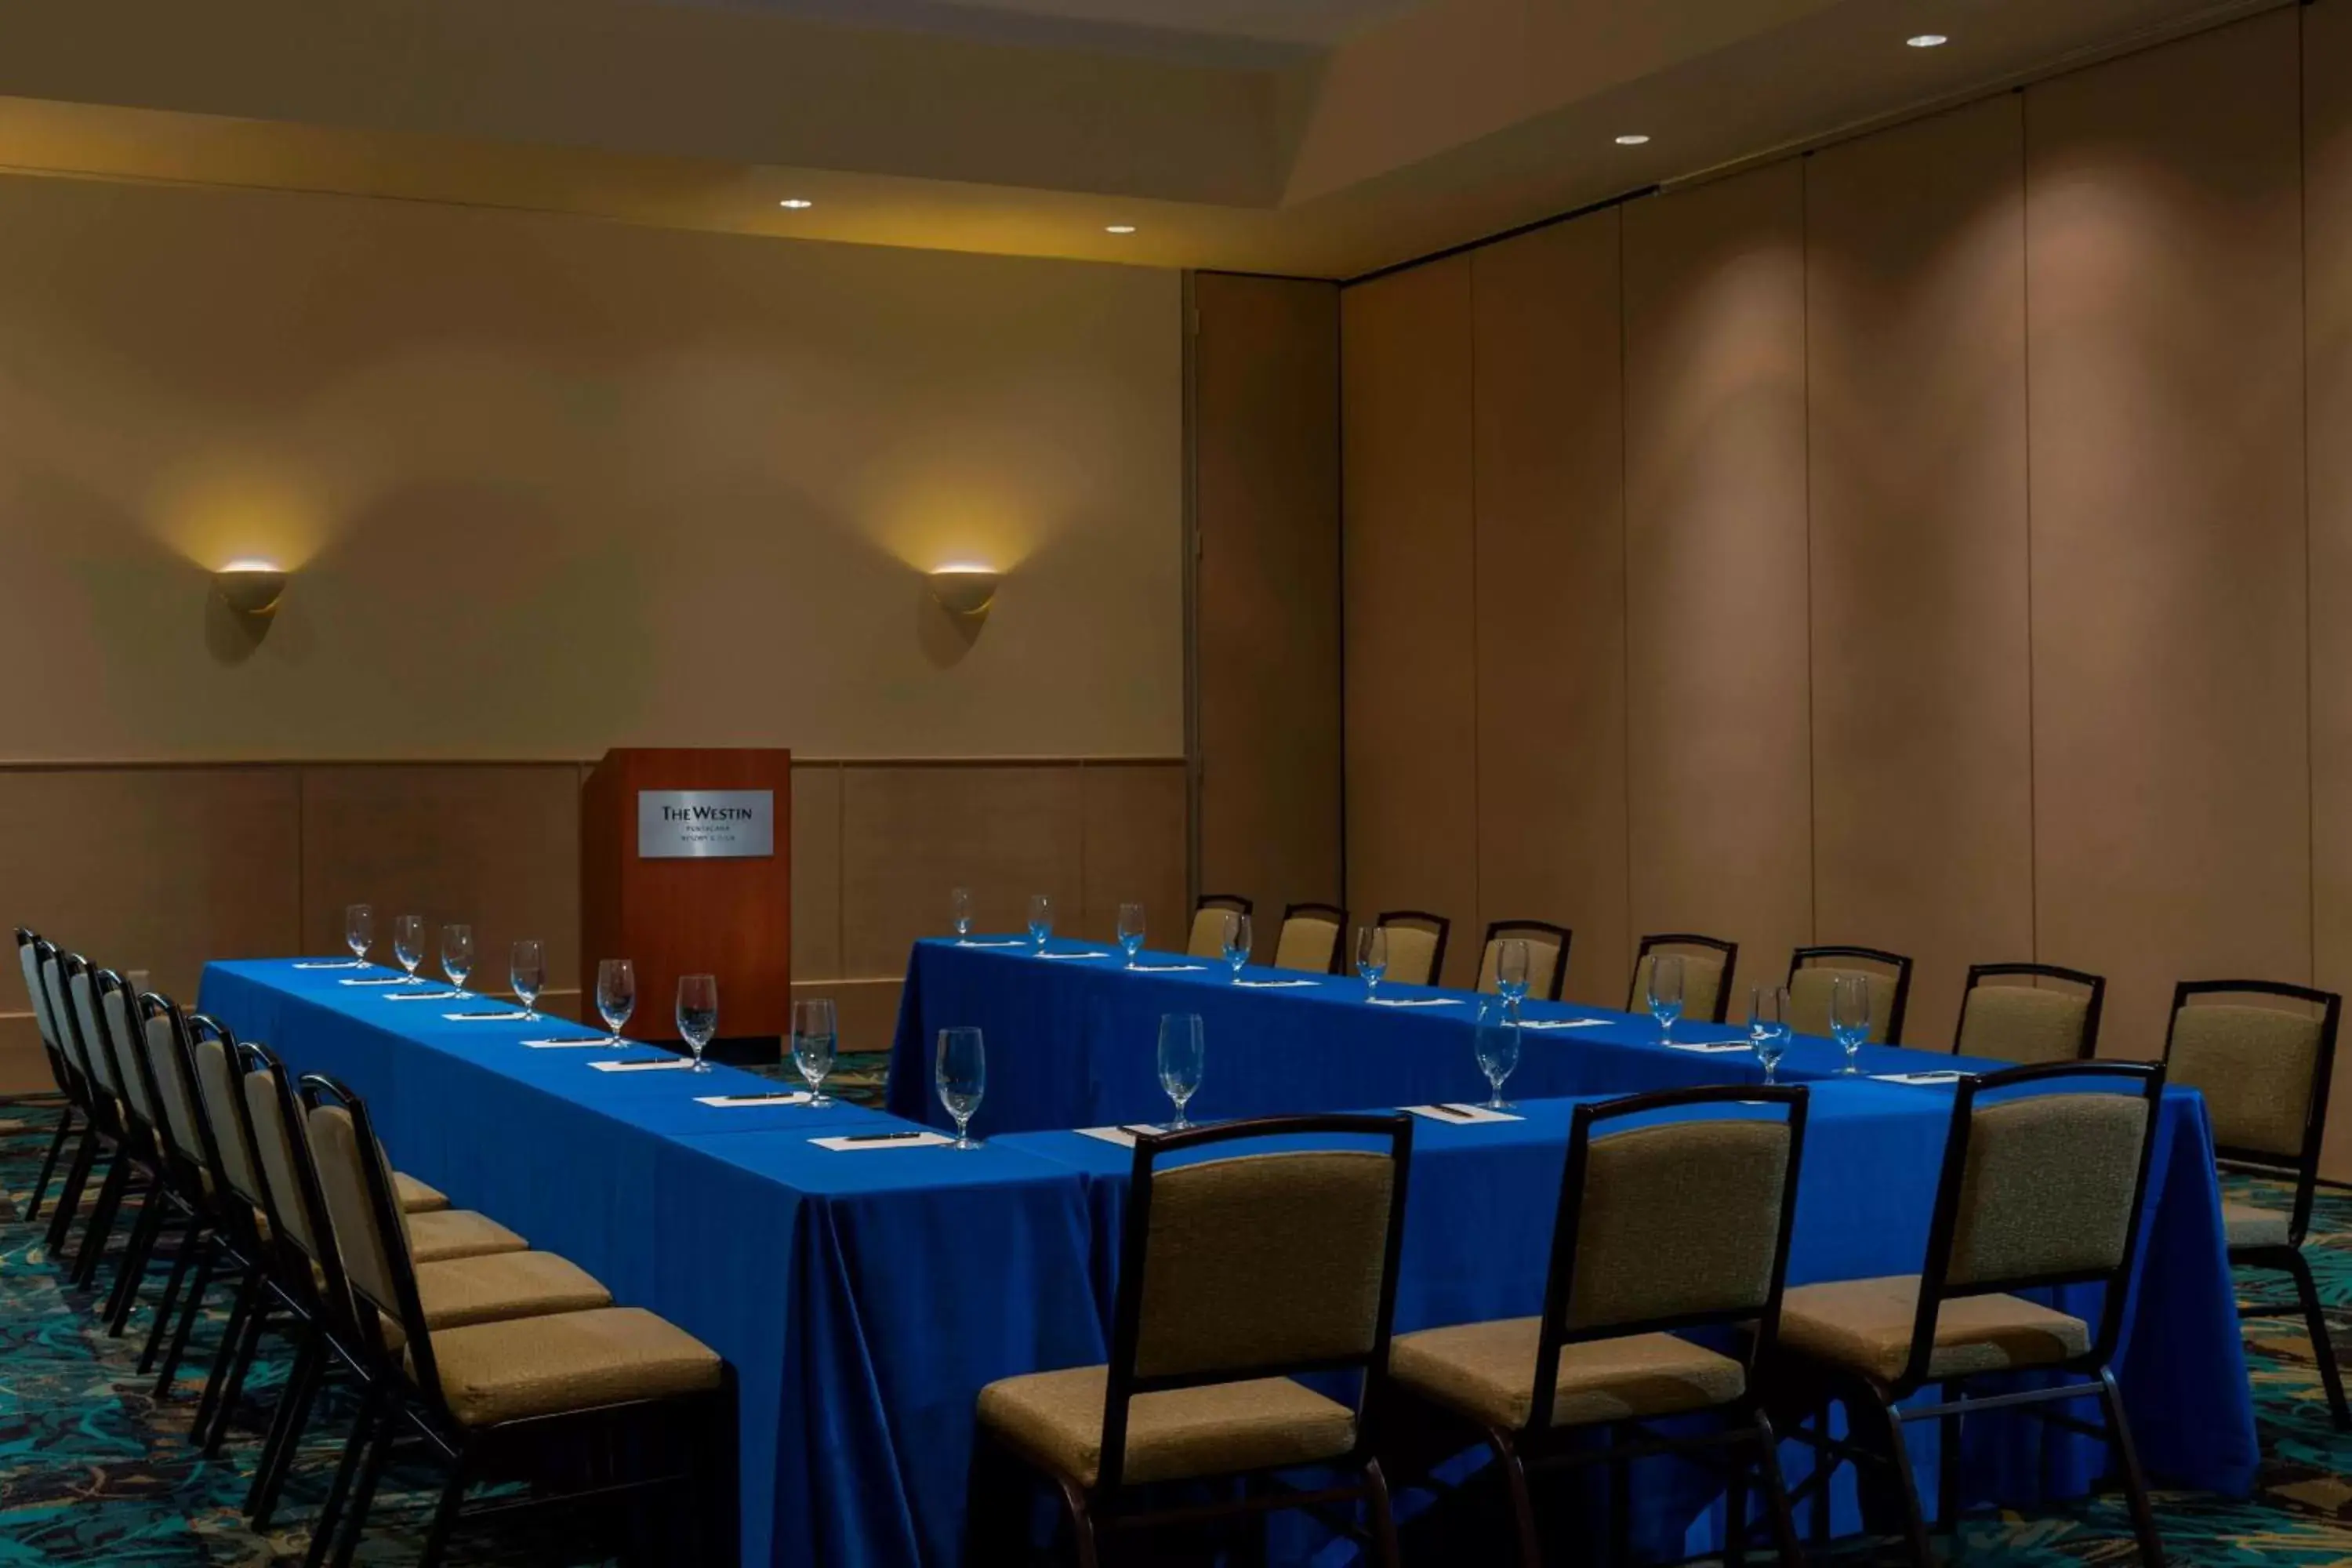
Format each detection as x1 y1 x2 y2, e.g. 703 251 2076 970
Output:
891 937 2004 1134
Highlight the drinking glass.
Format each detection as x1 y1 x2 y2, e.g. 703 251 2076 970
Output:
1831 975 1873 1076
1156 1013 1204 1130
1027 894 1054 952
950 887 975 939
1356 925 1388 1000
1495 938 1530 1004
344 903 375 965
392 915 426 983
1749 983 1791 1084
677 974 719 1073
791 997 838 1107
936 1026 986 1148
596 958 637 1045
510 939 546 1019
1221 911 1253 982
441 924 475 990
1117 903 1146 967
1475 996 1522 1110
1646 953 1686 1044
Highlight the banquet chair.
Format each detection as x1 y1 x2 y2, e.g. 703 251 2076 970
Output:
1629 934 1738 1025
968 1114 1414 1566
1953 963 2104 1064
56 952 153 1287
1373 910 1450 988
1275 902 1348 974
2163 979 2348 1429
13 928 86 1225
1476 920 1572 1002
34 940 118 1258
93 971 212 1338
1776 1061 2168 1566
1384 1084 1809 1568
299 1074 733 1568
1787 946 1913 1044
1187 894 1254 960
234 1043 612 1532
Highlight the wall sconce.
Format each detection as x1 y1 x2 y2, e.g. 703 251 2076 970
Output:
927 564 1000 617
213 561 289 619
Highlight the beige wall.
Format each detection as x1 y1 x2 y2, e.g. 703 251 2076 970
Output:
1341 11 2352 1162
0 172 1182 761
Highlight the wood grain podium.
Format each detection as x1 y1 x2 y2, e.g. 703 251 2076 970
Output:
581 748 791 1051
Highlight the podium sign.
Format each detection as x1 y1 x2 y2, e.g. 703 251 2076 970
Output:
583 750 791 1046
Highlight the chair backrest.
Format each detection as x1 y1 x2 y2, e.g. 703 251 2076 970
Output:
1904 1061 2165 1392
1188 895 1254 961
1531 1086 1806 1428
1100 1114 1413 1493
138 993 209 1170
1955 964 2103 1064
2164 979 2340 1244
1477 920 1571 1002
300 1075 448 1408
15 930 60 1054
1274 903 1347 975
1629 935 1737 1025
94 971 162 1131
1787 946 1913 1044
34 944 89 1085
188 1014 269 1213
60 954 123 1101
1374 911 1450 988
239 1044 325 1262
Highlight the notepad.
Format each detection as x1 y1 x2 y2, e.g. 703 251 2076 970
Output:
1078 1123 1166 1147
696 1092 815 1108
523 1037 612 1049
1875 1070 1969 1086
1234 978 1318 989
295 960 368 971
383 989 465 1002
813 1131 956 1151
1404 1104 1523 1125
1129 964 1208 974
1518 1018 1611 1032
443 1010 532 1022
1667 1040 1755 1054
340 977 410 987
1367 997 1465 1009
954 939 1028 949
1037 951 1113 961
589 1058 695 1073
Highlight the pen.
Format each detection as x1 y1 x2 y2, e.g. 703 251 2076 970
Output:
1422 1104 1472 1120
715 1094 802 1104
844 1130 927 1143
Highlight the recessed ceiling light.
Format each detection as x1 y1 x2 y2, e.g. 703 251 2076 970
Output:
778 198 814 209
1907 33 1948 48
1615 134 1652 147
1105 224 1138 234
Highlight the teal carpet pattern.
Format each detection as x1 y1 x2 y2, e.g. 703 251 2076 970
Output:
3 1104 2351 1564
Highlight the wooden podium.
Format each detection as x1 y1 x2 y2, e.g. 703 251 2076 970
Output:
581 748 791 1049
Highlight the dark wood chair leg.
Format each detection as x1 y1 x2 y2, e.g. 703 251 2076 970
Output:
2283 1250 2352 1431
152 1240 216 1397
2097 1368 2166 1567
328 1407 397 1568
70 1153 132 1287
44 1131 101 1254
139 1213 205 1374
190 1266 261 1439
249 1326 327 1526
303 1399 379 1568
1363 1457 1402 1568
416 1449 473 1568
103 1187 167 1334
203 1294 274 1457
1751 1410 1804 1568
1938 1390 1962 1539
1874 1403 1934 1568
1051 1473 1100 1568
1725 1428 1752 1568
26 1109 76 1222
1488 1428 1543 1568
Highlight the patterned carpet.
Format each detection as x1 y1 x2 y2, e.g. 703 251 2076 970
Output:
2 1103 2350 1565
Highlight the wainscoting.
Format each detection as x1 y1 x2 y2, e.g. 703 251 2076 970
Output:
0 756 1187 1093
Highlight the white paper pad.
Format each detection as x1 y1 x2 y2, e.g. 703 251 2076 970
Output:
1367 997 1465 1009
1668 1040 1755 1054
813 1131 956 1151
696 1092 815 1108
1404 1104 1524 1124
590 1058 695 1073
1129 964 1207 974
1234 978 1318 989
340 977 410 987
524 1037 614 1049
954 939 1028 949
383 990 465 1002
1077 1123 1166 1147
1518 1018 1612 1032
1037 951 1113 961
1875 1070 1968 1086
295 960 368 971
443 1010 532 1022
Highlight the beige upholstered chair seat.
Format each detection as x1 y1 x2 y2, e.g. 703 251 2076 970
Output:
978 1366 1356 1487
1780 1276 2088 1385
394 1171 451 1214
413 1306 722 1428
1958 987 2089 1065
414 1251 613 1331
2221 1200 2292 1250
407 1208 528 1264
1390 1319 1746 1431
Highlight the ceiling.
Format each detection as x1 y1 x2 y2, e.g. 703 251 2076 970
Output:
0 0 2276 279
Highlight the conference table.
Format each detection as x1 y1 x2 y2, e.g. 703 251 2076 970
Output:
202 941 2257 1568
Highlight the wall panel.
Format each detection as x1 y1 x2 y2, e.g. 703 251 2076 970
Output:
1080 762 1189 946
2025 11 2309 1058
1469 212 1631 1004
790 763 844 982
1622 162 1813 1000
1806 99 2035 1045
1192 273 1343 928
1341 256 1481 984
2307 0 2352 1174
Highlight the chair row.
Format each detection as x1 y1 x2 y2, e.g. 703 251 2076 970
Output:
12 929 735 1567
966 1066 2170 1567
